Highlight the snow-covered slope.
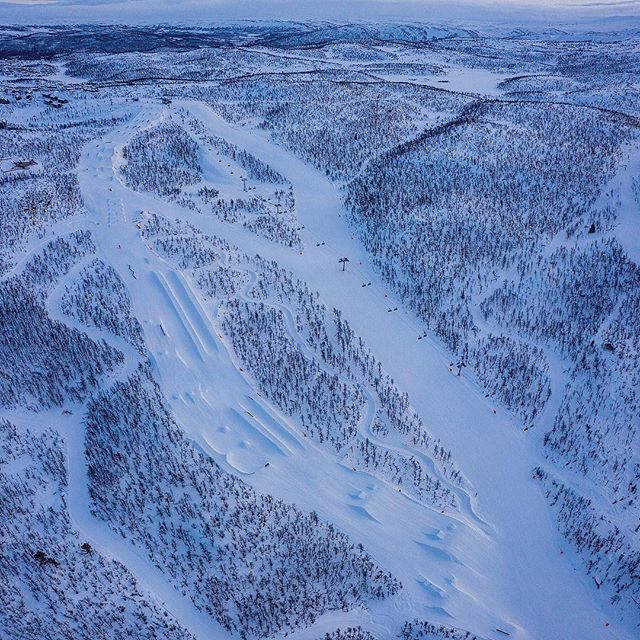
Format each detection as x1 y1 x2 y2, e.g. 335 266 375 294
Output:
1 23 638 640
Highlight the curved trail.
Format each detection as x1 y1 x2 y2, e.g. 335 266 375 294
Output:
72 99 628 640
226 259 486 529
181 101 625 640
34 236 230 640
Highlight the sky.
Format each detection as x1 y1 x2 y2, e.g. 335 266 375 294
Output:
0 0 638 25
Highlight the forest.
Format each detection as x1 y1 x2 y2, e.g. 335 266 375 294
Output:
1 20 638 640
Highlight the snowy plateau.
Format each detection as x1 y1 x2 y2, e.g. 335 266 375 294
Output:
0 20 639 640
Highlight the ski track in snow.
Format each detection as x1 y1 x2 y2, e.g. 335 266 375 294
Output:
23 223 231 640
53 98 633 640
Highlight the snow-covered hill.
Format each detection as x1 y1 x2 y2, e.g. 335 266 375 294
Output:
1 23 638 640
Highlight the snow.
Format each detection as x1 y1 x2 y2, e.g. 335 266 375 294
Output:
3 25 638 638
612 145 640 266
63 411 227 640
65 96 630 640
435 66 510 95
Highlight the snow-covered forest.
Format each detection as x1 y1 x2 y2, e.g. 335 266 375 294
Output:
1 21 638 640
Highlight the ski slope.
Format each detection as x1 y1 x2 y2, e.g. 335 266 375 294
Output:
74 99 630 640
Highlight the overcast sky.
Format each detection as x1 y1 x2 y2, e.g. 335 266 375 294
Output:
0 0 638 25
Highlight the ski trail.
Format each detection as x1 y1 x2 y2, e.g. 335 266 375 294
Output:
175 101 623 640
66 98 628 640
152 270 208 362
83 106 496 630
33 215 231 640
63 415 230 640
606 141 640 265
238 398 304 455
167 270 220 355
228 258 481 520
